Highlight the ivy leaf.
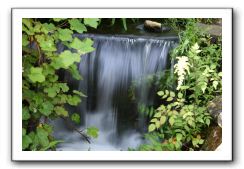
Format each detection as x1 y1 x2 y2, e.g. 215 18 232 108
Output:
41 23 55 34
86 126 99 138
169 117 175 126
68 64 82 80
39 101 54 116
28 67 45 83
148 124 156 132
84 18 100 28
54 106 69 117
71 113 80 124
58 28 73 41
22 107 30 120
67 95 81 106
51 50 80 69
35 35 57 52
22 135 32 150
70 37 95 55
44 86 59 98
69 19 87 33
36 128 49 147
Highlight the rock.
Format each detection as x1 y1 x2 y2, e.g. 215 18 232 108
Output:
207 96 222 127
197 23 222 36
201 125 222 151
201 96 222 151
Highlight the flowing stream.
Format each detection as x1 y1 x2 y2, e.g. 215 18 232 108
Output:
53 34 178 151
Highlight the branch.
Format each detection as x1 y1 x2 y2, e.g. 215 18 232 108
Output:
60 116 91 144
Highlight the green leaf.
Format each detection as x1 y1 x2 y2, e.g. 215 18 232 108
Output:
150 118 157 123
160 116 167 125
35 35 57 51
54 106 68 117
70 37 95 55
200 82 207 93
44 86 58 98
40 140 64 151
69 19 87 33
121 18 127 31
51 50 80 69
73 90 87 97
22 107 30 120
154 112 161 118
28 67 45 83
36 128 49 147
22 128 26 136
169 117 175 126
87 126 99 138
170 91 175 97
68 64 82 80
41 23 55 34
39 101 54 116
84 18 100 28
67 95 81 106
199 139 204 144
206 118 210 126
71 113 80 124
53 18 66 22
177 92 183 99
58 28 73 41
213 81 218 90
22 135 32 150
157 91 164 96
148 124 156 132
22 34 29 46
155 121 160 129
166 97 173 102
176 133 183 141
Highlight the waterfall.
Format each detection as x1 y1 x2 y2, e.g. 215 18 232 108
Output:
53 34 178 151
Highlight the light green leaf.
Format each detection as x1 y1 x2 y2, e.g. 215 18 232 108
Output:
22 34 29 46
157 91 164 96
69 19 87 33
176 133 183 141
22 135 32 150
148 124 156 132
206 118 210 126
39 101 54 116
169 117 175 126
170 91 175 97
28 67 45 83
73 90 87 97
71 113 80 124
68 64 82 80
36 128 49 147
213 81 218 90
22 128 26 136
58 28 73 41
54 106 69 117
84 18 100 28
160 116 167 125
70 37 95 55
166 97 173 102
154 112 161 118
41 23 55 34
87 126 99 138
53 18 66 22
150 118 157 123
22 107 30 120
155 121 160 129
35 35 56 51
177 92 183 99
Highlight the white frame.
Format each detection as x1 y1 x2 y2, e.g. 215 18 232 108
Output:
12 8 232 161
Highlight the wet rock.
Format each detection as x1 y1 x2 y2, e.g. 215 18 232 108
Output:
143 20 171 33
201 96 222 151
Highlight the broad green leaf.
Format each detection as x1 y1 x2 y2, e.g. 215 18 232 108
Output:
169 117 175 126
154 112 161 118
67 95 81 106
68 64 82 80
170 91 175 97
54 106 68 117
71 113 80 124
22 34 29 46
84 18 100 28
166 97 173 102
199 139 204 144
148 124 156 132
150 118 158 123
41 23 55 34
157 91 164 96
155 121 160 129
69 19 87 33
70 37 95 55
51 50 80 69
160 116 167 125
53 18 66 22
87 126 99 138
58 28 73 41
40 140 64 151
200 82 207 93
36 128 49 147
35 35 57 51
39 101 54 116
22 135 32 150
177 92 183 99
28 67 45 83
176 133 183 141
206 118 210 126
44 85 59 98
22 107 30 120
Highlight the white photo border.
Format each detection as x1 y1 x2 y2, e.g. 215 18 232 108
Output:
12 8 233 161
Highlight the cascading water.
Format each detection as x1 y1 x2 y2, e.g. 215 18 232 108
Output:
53 34 178 151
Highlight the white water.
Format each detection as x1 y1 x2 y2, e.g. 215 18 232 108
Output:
53 34 177 151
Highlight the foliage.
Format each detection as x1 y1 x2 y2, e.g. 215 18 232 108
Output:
22 18 101 150
138 20 222 151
